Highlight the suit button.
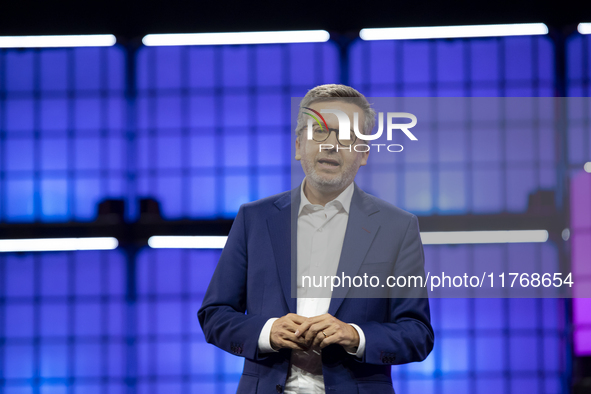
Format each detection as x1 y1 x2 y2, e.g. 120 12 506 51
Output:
276 384 283 393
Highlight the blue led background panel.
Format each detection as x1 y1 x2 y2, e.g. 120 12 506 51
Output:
135 43 339 219
135 249 241 393
568 34 591 97
567 35 591 172
1 251 127 393
350 36 554 97
566 35 591 358
0 47 126 223
352 97 556 215
349 36 566 394
0 31 585 393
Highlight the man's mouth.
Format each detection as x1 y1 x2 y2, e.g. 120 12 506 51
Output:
317 158 340 166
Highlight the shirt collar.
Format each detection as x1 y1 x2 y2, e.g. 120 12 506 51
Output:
298 178 355 215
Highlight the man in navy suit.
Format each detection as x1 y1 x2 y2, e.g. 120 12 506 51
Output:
198 84 433 393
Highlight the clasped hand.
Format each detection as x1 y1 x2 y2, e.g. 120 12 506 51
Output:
269 313 359 353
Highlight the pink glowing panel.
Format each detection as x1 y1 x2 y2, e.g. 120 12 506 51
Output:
570 170 591 356
574 298 591 326
574 328 591 355
571 234 591 276
571 170 591 231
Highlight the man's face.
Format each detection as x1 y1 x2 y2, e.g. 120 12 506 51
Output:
295 101 369 193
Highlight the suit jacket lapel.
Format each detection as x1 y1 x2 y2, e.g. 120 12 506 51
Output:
329 183 380 316
267 183 380 316
266 187 299 314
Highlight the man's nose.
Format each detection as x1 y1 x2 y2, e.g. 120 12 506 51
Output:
325 129 340 147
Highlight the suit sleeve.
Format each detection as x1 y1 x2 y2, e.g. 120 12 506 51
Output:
197 205 272 361
355 215 434 365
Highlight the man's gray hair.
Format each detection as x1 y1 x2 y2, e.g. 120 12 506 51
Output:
295 84 376 138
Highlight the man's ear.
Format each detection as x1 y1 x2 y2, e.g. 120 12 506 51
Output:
295 136 301 160
360 149 369 166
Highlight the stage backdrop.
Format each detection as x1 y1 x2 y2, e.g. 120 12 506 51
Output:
2 32 590 393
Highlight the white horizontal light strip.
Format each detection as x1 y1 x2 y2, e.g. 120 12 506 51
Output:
142 30 330 46
0 237 119 252
578 23 591 35
420 230 549 245
148 236 227 249
0 34 116 48
360 23 548 41
148 231 548 249
584 162 591 173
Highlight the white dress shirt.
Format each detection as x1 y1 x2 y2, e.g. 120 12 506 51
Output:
258 180 366 394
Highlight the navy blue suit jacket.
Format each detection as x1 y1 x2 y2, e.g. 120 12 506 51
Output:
198 183 434 394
